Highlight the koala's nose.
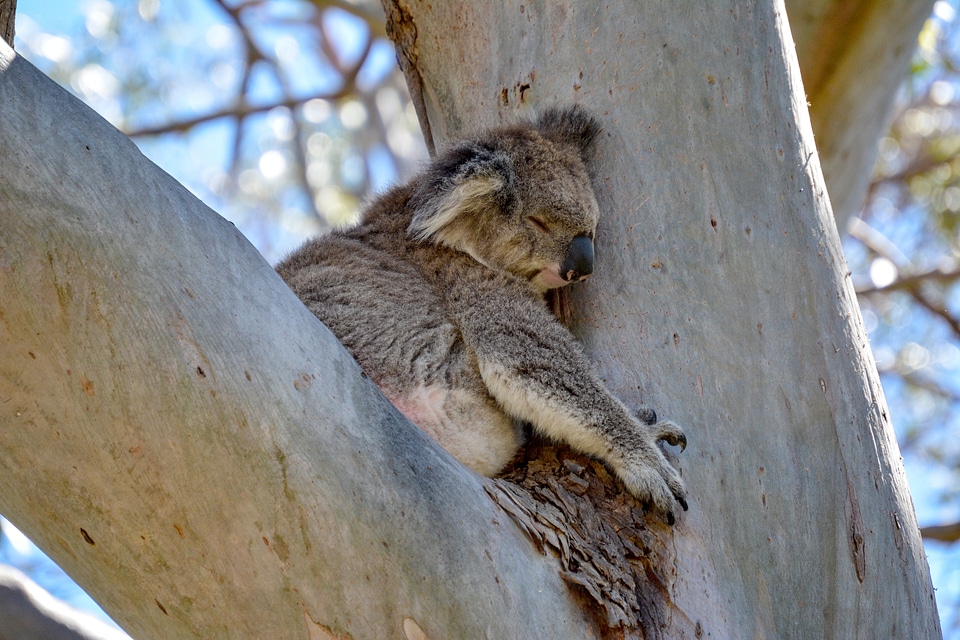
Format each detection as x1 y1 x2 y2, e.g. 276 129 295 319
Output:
561 235 594 282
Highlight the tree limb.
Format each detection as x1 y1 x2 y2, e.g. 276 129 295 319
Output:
0 565 129 640
392 1 941 637
855 267 960 296
123 91 352 137
0 40 593 639
920 521 960 543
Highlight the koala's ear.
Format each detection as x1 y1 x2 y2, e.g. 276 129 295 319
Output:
536 105 601 158
408 144 514 242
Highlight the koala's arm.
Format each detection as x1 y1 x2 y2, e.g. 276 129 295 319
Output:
445 267 687 520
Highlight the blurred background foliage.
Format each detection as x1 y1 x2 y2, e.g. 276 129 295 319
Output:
845 2 960 533
15 0 426 261
5 0 960 636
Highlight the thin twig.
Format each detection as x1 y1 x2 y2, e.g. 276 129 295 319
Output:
910 289 960 338
856 266 960 296
123 90 352 137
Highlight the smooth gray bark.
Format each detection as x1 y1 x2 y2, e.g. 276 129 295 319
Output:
382 0 941 638
0 41 594 639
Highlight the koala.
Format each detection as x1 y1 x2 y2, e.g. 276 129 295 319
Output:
276 106 687 521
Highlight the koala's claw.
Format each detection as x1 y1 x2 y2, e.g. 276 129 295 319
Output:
662 431 687 452
616 459 687 524
651 420 687 452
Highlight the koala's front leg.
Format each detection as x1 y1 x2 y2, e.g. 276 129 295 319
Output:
451 280 688 521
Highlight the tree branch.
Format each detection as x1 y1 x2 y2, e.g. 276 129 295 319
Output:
785 0 935 225
394 1 940 637
308 0 388 39
0 41 593 639
0 565 129 640
122 92 352 137
855 266 960 296
920 521 960 543
909 288 960 339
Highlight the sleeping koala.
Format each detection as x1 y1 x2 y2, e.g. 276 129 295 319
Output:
277 106 687 521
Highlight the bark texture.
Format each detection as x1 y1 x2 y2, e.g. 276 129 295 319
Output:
382 1 942 638
0 40 595 639
488 441 682 638
0 0 14 47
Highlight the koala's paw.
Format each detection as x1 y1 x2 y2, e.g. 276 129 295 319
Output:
615 420 688 524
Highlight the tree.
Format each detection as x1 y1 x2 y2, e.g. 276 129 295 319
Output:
786 0 935 226
0 3 943 640
0 565 129 640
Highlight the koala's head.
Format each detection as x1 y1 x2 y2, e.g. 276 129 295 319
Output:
408 105 601 292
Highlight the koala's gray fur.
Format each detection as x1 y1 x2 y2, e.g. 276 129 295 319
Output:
277 106 687 521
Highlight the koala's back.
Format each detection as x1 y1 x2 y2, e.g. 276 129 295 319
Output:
278 194 452 393
277 187 522 473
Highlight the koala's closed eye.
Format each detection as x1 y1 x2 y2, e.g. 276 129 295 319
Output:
527 216 551 233
276 105 688 523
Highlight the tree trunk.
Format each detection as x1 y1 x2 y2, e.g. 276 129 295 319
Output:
382 1 941 638
0 0 15 47
785 0 935 226
0 40 595 639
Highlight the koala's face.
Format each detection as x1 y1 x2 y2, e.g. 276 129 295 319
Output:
506 134 600 292
408 106 603 293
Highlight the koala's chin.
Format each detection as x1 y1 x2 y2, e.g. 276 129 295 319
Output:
532 266 576 291
276 105 689 523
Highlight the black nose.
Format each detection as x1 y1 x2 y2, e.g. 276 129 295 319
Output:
561 235 594 282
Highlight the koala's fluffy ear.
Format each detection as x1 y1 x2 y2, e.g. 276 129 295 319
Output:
536 105 601 159
408 143 514 242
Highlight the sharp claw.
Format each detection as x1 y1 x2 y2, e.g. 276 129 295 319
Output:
660 431 687 451
678 496 688 511
666 511 675 526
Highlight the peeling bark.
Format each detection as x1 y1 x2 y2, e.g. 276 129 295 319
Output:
382 0 434 155
488 440 681 639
